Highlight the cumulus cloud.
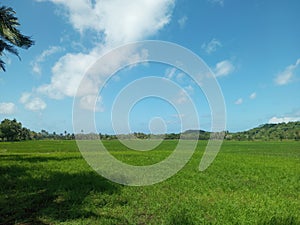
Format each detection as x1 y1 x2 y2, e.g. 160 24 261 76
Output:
79 95 104 112
19 92 31 104
202 38 222 54
269 116 300 124
178 16 188 29
33 0 175 111
214 60 235 77
249 92 257 99
0 102 16 115
37 50 99 99
274 58 300 85
37 45 148 101
25 98 47 111
20 92 47 111
235 98 243 105
35 0 174 45
32 46 63 75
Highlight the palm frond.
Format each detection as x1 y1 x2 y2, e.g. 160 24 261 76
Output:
0 39 19 58
0 58 6 71
0 5 34 71
0 6 34 49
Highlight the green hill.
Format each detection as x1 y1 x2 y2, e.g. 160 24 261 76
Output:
227 121 300 141
179 122 300 141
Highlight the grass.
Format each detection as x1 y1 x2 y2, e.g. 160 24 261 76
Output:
0 140 299 224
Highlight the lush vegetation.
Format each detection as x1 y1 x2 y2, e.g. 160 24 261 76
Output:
0 119 74 141
0 140 299 224
228 122 300 141
1 118 300 142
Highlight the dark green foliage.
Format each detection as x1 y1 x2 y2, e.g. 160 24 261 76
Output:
230 121 300 141
260 216 298 225
0 119 75 142
0 118 30 141
0 5 34 71
80 121 300 141
1 118 299 142
165 132 180 139
181 130 211 140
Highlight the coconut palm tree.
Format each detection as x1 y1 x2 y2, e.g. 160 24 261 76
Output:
0 6 34 71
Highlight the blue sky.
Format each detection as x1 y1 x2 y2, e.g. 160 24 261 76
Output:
0 0 299 134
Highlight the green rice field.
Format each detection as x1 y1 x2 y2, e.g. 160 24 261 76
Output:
0 140 299 224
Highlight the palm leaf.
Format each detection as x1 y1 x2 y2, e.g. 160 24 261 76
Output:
0 5 34 71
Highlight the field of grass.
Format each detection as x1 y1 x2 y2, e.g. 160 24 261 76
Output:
0 140 299 224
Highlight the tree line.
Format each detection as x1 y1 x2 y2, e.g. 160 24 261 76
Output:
0 118 299 142
0 119 74 141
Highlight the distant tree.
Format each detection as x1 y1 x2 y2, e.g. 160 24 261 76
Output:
295 131 300 141
20 127 31 140
279 133 284 141
64 130 67 139
41 129 49 137
0 5 34 71
134 132 149 139
0 128 2 140
0 118 22 141
165 133 180 140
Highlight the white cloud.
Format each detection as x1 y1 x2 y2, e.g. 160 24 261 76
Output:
0 102 16 115
20 92 47 111
165 67 192 85
235 98 243 105
208 0 224 6
37 50 98 99
79 95 104 112
176 73 186 82
178 16 188 29
185 85 194 94
269 116 300 124
274 58 300 85
37 45 148 100
249 92 257 99
214 60 235 77
25 98 47 111
36 0 174 45
165 67 177 79
32 46 63 75
19 92 31 104
34 0 175 111
202 38 222 54
175 90 189 104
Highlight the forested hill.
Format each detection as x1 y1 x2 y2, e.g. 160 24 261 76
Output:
227 121 300 141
